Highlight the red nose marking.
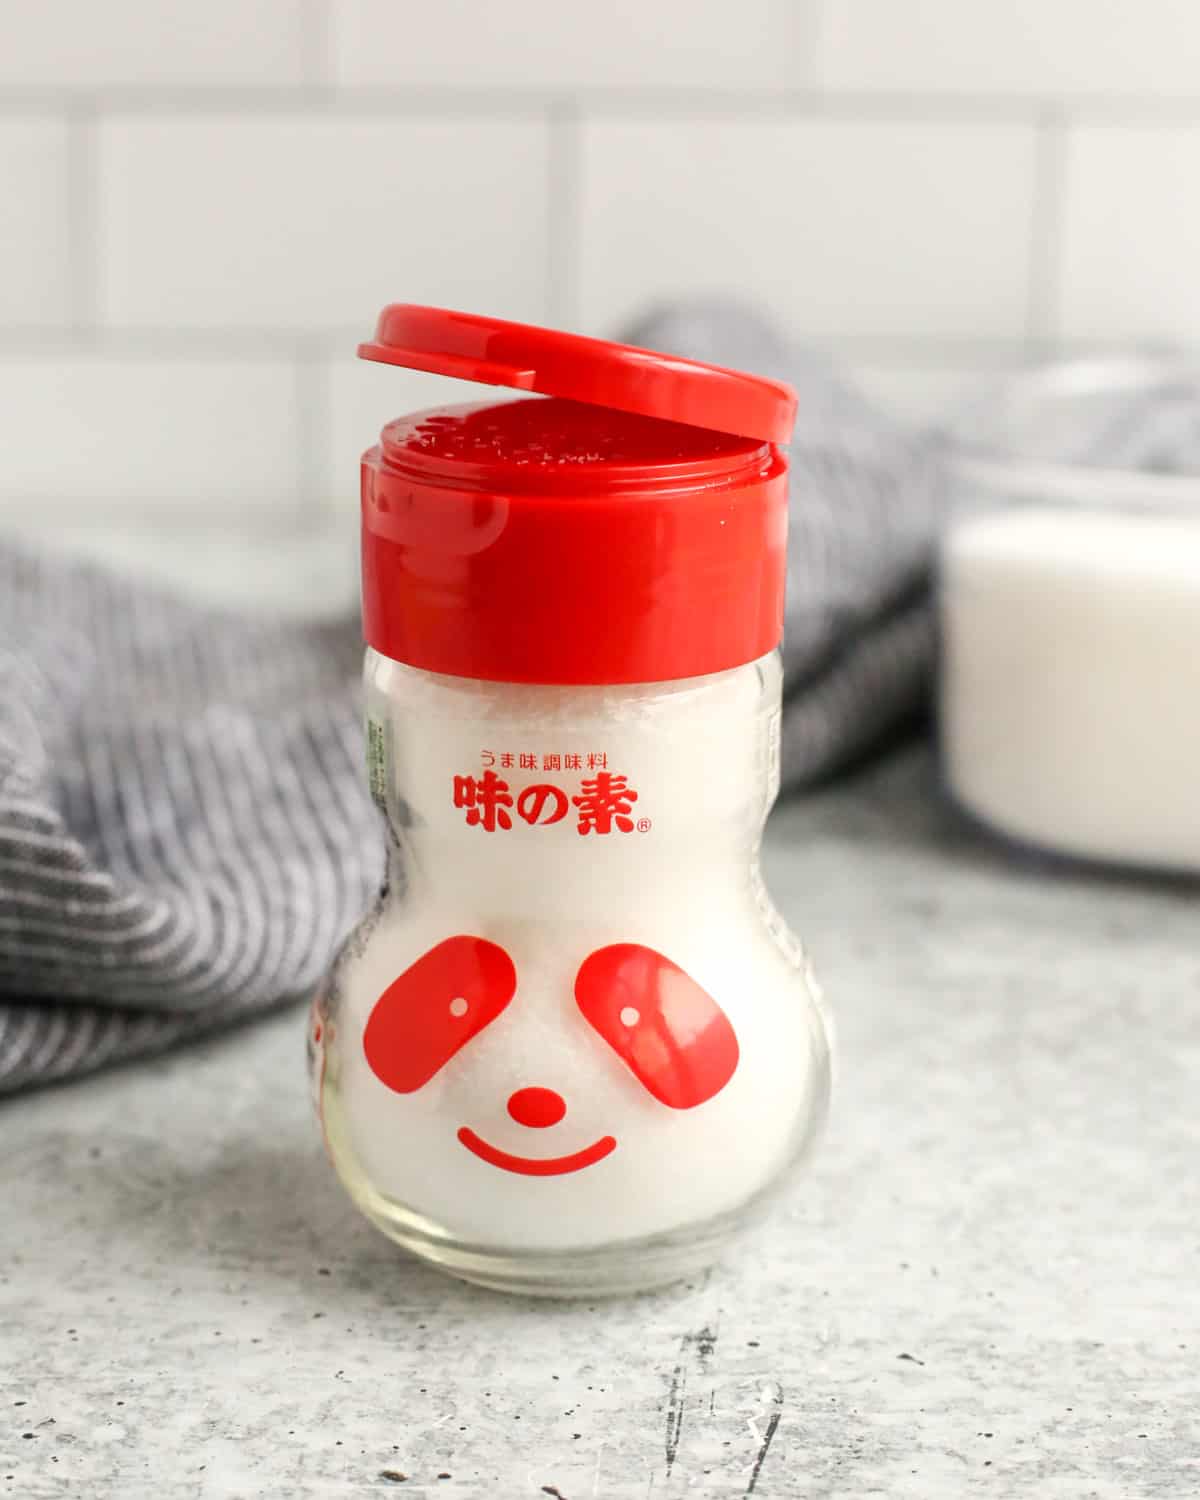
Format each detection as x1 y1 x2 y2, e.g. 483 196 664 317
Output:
507 1086 567 1129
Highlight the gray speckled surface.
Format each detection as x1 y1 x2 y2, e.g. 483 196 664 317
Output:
3 752 1198 1499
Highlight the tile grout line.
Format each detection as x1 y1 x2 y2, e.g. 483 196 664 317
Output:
65 100 98 335
546 98 581 328
299 0 334 90
1026 106 1068 350
804 0 831 93
0 329 1085 363
293 348 332 524
10 85 1200 123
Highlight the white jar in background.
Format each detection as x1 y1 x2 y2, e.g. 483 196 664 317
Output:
939 359 1200 874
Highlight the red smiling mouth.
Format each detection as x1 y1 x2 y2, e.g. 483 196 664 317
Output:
457 1127 617 1177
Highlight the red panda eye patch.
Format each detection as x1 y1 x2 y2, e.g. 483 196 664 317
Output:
364 936 516 1093
574 944 738 1109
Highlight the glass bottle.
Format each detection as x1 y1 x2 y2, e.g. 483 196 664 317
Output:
310 307 833 1294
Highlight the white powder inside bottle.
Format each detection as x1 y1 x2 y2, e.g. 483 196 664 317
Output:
319 654 831 1252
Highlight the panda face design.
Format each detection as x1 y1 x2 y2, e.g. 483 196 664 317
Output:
362 937 740 1177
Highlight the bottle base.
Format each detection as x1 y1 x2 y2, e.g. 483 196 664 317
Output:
353 1191 759 1298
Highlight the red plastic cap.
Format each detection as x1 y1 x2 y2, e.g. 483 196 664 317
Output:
358 307 794 686
359 304 797 445
362 397 788 685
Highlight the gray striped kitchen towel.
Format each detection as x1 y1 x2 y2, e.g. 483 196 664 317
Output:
0 312 942 1092
0 547 383 1093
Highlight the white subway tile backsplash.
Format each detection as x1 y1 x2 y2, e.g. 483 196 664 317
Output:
97 117 551 332
0 356 300 514
322 358 494 514
1 0 1199 602
1059 124 1200 342
851 362 1013 426
817 0 1200 98
0 0 308 88
332 0 816 91
578 119 1036 342
0 119 70 326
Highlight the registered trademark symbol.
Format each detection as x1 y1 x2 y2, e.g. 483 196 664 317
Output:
636 817 652 833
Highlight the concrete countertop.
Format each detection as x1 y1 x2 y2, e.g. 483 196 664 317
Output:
3 752 1196 1499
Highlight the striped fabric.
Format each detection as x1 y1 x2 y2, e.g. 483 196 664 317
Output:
0 321 941 1091
0 547 382 1092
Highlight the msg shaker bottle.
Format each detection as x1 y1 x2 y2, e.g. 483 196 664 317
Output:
310 306 832 1294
